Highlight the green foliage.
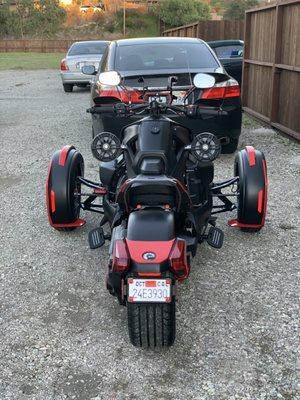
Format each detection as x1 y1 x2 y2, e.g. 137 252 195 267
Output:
0 0 66 38
0 4 10 36
112 9 159 37
154 0 211 28
224 0 259 20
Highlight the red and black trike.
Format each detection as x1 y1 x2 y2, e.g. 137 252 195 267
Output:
46 72 267 348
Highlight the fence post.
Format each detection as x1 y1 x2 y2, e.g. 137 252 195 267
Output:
242 12 251 106
270 4 283 123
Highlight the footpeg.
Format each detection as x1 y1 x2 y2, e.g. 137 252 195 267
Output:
88 227 105 249
206 227 224 249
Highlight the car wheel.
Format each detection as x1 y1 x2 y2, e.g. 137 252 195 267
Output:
221 138 239 154
63 83 73 93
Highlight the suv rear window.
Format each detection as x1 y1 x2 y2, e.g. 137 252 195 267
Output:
115 42 219 71
213 45 243 59
68 42 108 56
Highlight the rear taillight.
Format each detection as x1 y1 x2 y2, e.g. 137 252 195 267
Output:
169 239 189 280
96 84 143 104
112 239 130 273
201 78 240 100
60 59 69 71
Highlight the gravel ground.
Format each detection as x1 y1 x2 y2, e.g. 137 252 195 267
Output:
0 70 299 400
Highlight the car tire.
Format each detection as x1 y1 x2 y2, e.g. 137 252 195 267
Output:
63 83 73 93
127 301 176 348
46 146 84 231
221 138 239 154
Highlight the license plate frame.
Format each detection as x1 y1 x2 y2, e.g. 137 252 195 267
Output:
127 278 172 303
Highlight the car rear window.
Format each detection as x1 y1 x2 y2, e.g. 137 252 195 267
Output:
213 45 243 59
68 42 108 56
115 42 219 71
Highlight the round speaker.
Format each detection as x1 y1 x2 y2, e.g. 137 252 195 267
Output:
191 133 221 162
91 132 121 162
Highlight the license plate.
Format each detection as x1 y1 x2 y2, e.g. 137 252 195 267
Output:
77 61 96 70
172 91 187 105
148 96 167 104
127 279 171 303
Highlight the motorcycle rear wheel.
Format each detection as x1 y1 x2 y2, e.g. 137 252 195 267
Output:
127 301 175 348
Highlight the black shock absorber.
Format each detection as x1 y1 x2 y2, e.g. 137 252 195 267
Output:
187 162 214 205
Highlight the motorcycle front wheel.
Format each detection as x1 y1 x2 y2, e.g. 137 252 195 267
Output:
127 301 176 348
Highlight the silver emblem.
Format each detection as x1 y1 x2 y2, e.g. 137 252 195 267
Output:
142 252 156 260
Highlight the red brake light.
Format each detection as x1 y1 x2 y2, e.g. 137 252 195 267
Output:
96 85 143 104
201 78 240 100
112 239 130 273
169 239 189 280
60 59 69 71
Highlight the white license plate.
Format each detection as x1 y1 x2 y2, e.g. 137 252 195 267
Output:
148 96 167 104
127 278 171 303
77 61 96 70
172 91 187 105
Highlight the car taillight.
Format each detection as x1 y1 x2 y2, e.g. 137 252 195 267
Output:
96 84 143 104
112 239 130 273
201 78 240 100
60 59 69 71
169 239 189 280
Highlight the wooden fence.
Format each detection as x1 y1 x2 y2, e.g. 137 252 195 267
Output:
0 39 84 53
242 0 300 141
162 20 245 41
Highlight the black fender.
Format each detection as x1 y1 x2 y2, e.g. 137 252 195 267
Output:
126 209 175 275
229 146 268 231
46 145 85 230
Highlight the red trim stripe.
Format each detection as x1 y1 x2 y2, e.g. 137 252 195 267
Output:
58 145 72 166
50 190 56 213
137 272 161 277
246 146 256 166
257 190 263 213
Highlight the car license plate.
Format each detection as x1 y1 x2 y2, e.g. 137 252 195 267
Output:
148 96 167 104
77 61 96 70
127 278 171 303
172 91 187 105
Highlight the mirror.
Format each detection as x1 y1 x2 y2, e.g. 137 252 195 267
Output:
193 73 215 89
82 65 96 75
99 71 121 86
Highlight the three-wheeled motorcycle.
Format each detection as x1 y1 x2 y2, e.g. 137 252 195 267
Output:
46 72 268 348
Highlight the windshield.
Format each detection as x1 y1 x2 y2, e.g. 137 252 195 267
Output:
68 42 108 56
115 42 219 71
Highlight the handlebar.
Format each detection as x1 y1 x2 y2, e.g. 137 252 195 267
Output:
87 102 228 119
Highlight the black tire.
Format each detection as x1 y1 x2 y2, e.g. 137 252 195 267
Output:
46 146 84 231
221 138 239 154
127 301 175 348
234 146 267 232
63 83 73 93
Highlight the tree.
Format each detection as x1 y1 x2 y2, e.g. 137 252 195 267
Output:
154 0 211 28
0 4 10 36
6 0 66 38
33 0 66 37
224 0 259 20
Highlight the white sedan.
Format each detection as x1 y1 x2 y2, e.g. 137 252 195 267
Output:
60 40 109 92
